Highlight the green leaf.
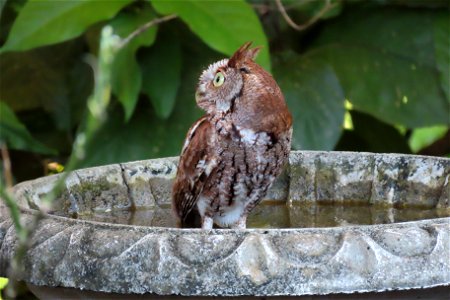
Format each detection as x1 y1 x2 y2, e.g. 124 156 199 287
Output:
434 13 450 103
110 5 158 121
273 52 345 150
140 28 182 119
309 7 449 128
151 0 271 71
314 7 438 67
0 102 56 154
306 45 448 128
1 0 133 52
409 125 448 153
0 1 6 16
0 40 92 131
0 277 8 291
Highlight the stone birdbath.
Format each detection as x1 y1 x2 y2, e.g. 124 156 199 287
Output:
0 151 449 296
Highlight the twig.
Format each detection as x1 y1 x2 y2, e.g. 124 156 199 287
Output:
118 14 177 49
1 143 13 189
275 0 335 31
0 144 22 236
253 0 316 12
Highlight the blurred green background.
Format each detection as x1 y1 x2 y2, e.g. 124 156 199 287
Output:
0 0 449 184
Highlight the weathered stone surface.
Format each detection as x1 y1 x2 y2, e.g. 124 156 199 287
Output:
371 226 437 257
289 151 375 204
265 166 289 201
121 161 157 208
372 154 449 208
0 151 449 296
72 164 131 213
121 157 178 208
13 174 60 209
315 152 375 204
288 151 317 203
437 171 449 209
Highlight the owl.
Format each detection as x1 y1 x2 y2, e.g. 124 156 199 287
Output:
172 42 292 229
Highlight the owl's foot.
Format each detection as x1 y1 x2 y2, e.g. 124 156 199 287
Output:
231 216 247 229
201 216 213 230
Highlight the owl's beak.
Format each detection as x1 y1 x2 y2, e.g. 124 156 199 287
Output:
195 90 206 103
195 90 201 103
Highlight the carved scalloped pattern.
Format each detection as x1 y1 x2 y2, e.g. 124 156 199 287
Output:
2 152 450 295
1 212 449 295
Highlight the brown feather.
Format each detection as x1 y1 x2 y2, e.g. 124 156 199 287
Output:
172 117 215 226
228 42 261 68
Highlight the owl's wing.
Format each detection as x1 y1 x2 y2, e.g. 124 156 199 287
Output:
172 117 216 225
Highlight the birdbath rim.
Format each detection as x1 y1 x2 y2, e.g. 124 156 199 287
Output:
1 150 449 296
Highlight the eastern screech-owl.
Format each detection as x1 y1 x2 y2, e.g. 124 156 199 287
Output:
172 42 292 229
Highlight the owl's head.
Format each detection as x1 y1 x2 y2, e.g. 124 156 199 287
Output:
195 42 261 114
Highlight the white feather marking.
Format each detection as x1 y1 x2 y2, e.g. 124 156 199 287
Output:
233 181 248 201
204 158 216 176
182 118 205 153
197 59 229 97
239 128 258 144
216 100 231 112
236 126 272 146
201 59 229 81
214 201 246 227
196 159 206 169
196 195 209 216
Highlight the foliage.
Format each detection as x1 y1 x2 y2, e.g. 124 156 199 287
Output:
0 0 133 52
0 102 55 154
0 277 8 300
409 125 448 153
0 24 121 298
0 0 449 182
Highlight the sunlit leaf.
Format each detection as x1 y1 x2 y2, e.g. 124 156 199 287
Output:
409 125 448 153
140 28 181 119
0 277 8 291
151 0 271 71
110 5 158 121
274 52 345 150
0 102 56 154
1 0 133 52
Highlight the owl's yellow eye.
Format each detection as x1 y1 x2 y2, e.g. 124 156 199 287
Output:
213 72 225 87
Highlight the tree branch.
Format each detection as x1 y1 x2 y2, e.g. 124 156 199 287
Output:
275 0 335 31
118 14 177 49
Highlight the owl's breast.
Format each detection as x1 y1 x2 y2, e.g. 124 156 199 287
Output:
202 125 291 217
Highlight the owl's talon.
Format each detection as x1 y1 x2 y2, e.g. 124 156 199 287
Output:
231 216 247 230
201 217 213 230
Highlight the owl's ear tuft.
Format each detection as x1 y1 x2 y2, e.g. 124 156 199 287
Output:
228 42 262 68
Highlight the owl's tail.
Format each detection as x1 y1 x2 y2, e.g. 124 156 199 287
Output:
179 207 202 228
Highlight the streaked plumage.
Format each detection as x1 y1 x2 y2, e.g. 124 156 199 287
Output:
172 42 292 229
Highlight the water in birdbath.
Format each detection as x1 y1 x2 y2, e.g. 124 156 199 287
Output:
73 200 450 228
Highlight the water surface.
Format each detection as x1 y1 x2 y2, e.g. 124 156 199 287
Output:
75 201 450 228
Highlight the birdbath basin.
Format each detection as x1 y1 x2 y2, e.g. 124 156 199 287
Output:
0 151 449 296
